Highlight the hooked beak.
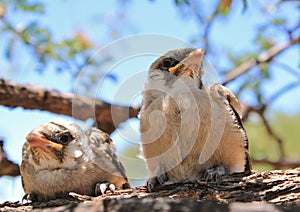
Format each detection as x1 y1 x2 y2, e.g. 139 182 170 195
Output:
26 132 63 152
169 49 205 78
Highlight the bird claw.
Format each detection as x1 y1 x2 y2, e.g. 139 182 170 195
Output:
146 173 169 192
203 166 226 181
22 194 30 202
95 182 116 195
22 193 37 202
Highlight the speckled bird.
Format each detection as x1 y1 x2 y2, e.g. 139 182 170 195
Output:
21 119 130 201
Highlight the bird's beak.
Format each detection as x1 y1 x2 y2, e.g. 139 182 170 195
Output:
26 132 63 152
169 49 205 78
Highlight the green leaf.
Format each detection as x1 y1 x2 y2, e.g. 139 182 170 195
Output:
259 63 270 79
90 74 99 84
258 37 274 50
15 1 45 13
227 52 258 71
253 82 263 104
271 18 286 25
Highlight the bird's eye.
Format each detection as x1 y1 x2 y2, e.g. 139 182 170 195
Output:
59 133 72 144
160 58 178 70
163 60 171 68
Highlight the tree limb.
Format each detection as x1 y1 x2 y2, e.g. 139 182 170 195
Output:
0 78 140 134
242 104 285 160
1 168 299 211
223 36 299 85
268 81 300 105
0 140 20 177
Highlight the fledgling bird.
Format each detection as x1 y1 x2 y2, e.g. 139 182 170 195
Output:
140 48 251 191
21 119 130 201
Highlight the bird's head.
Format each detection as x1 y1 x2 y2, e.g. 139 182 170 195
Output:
25 119 84 170
148 48 205 88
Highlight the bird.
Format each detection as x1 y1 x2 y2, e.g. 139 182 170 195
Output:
139 48 251 191
20 119 130 201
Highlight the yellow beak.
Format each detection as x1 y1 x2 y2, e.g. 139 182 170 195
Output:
169 49 205 77
26 132 63 152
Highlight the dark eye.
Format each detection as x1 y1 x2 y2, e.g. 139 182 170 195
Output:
163 60 171 67
160 58 178 70
59 133 72 144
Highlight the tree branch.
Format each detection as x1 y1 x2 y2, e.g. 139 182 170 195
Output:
268 81 300 105
242 104 285 160
271 60 300 80
1 168 299 211
258 106 285 159
223 36 299 85
0 140 20 177
0 78 140 134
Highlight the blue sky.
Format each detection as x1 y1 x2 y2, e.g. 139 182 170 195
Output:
0 0 299 202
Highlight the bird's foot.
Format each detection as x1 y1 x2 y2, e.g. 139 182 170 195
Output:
22 193 37 202
121 181 131 189
203 166 226 181
146 173 169 192
95 182 116 195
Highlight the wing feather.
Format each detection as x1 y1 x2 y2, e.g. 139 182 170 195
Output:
85 128 128 180
208 84 251 172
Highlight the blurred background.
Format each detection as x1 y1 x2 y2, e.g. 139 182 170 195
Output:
0 0 299 202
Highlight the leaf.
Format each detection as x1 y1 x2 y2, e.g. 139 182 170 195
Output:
74 31 92 50
271 18 286 25
15 1 45 13
226 52 258 72
90 74 99 84
253 82 263 104
258 37 275 50
259 63 270 79
218 0 232 16
0 2 6 17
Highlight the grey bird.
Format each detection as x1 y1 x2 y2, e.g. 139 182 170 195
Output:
140 48 251 191
21 119 130 201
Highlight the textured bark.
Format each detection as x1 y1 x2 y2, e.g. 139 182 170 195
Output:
0 78 139 134
0 168 299 211
0 140 20 177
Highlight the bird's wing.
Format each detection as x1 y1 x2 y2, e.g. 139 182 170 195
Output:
208 84 251 172
85 128 128 179
20 142 28 190
208 84 243 127
21 140 46 198
217 85 242 119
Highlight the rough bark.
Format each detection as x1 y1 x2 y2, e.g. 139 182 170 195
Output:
0 78 140 134
0 168 299 211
